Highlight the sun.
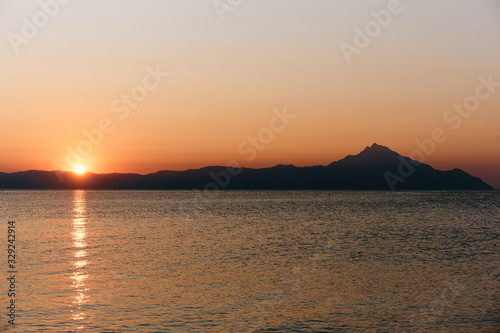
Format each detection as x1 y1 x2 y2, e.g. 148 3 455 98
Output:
75 166 85 174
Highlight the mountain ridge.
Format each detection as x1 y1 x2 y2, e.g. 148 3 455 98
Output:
0 144 494 190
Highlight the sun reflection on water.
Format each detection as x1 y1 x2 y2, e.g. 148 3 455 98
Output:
71 190 90 328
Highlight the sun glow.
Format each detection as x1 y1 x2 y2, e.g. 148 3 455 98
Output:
75 166 85 174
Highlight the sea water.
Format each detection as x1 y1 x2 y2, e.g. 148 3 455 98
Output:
0 190 498 332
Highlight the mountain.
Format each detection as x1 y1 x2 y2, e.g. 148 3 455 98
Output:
0 144 493 190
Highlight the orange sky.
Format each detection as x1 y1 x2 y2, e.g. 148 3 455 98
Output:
0 0 499 188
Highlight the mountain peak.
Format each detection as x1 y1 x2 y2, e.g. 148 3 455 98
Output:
329 143 399 168
361 143 394 154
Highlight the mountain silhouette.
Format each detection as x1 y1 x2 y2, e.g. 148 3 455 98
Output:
329 143 399 168
0 144 493 190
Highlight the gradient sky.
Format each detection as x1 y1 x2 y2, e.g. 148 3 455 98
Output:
1 0 499 188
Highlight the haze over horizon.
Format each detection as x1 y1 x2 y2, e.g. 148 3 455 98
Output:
1 1 499 188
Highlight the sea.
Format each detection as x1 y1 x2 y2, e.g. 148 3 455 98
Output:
0 190 498 332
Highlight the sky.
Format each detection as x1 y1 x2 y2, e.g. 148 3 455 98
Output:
0 0 499 188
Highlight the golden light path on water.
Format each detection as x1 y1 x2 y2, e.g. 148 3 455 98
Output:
71 190 89 329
